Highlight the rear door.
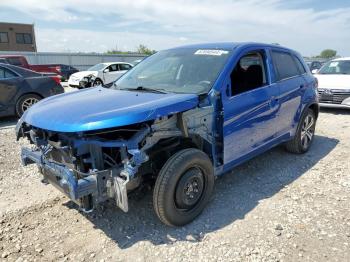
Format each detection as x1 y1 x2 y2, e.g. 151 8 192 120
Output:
270 50 306 134
222 48 281 167
0 66 21 111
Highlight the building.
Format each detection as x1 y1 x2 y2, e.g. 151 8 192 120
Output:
0 22 37 52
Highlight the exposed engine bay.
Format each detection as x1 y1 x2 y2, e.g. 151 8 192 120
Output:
16 107 215 212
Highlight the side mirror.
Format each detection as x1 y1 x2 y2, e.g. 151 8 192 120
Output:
311 69 318 74
103 68 109 73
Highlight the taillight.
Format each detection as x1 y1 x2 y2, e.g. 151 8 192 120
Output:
50 76 61 85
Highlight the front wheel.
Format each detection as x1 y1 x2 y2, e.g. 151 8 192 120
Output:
153 148 214 226
93 78 103 87
285 108 316 154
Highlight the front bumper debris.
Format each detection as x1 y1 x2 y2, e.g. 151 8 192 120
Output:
21 147 97 201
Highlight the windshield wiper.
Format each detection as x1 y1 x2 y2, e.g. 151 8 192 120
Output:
119 86 168 94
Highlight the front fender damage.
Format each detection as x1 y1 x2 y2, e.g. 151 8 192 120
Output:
16 106 215 213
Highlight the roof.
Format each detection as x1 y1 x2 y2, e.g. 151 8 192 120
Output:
167 42 292 51
101 62 133 66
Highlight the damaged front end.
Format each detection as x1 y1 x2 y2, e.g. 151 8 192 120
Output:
16 121 151 212
16 105 216 213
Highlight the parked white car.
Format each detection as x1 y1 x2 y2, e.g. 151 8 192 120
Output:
314 57 350 109
68 62 133 88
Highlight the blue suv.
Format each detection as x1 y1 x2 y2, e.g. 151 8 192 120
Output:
16 43 319 226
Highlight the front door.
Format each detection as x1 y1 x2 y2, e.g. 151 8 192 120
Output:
222 49 280 168
103 64 121 84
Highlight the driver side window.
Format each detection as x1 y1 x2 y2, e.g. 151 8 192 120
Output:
230 50 267 96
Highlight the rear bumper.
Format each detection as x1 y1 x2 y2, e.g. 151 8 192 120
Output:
21 147 97 201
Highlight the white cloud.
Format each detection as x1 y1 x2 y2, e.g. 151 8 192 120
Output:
2 0 350 55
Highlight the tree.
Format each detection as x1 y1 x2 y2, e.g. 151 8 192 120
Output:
319 49 337 59
136 44 156 55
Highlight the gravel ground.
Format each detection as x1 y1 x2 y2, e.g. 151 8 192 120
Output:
0 109 349 262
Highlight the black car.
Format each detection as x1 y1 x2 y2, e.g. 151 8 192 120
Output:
54 64 79 81
306 61 324 71
0 63 64 117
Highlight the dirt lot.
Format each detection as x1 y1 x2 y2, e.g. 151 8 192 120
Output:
0 109 349 262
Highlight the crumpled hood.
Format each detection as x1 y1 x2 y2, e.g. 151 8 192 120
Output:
70 71 98 80
315 74 350 89
21 87 198 132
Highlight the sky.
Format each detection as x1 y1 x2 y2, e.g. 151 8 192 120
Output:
1 0 350 56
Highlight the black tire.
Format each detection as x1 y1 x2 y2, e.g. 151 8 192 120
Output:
15 94 41 117
285 108 316 154
93 78 103 86
153 148 214 226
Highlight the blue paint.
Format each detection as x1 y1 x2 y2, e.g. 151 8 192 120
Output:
22 87 198 132
20 42 318 176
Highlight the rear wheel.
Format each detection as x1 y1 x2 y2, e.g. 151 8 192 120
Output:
285 108 316 154
16 94 41 117
153 148 214 226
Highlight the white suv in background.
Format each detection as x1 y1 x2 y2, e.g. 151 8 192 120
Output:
314 57 350 109
68 62 133 87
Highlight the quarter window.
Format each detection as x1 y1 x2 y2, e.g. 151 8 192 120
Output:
293 56 306 74
272 51 300 81
16 33 33 44
0 32 9 43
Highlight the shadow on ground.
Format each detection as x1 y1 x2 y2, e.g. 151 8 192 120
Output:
320 107 350 115
0 116 18 129
65 135 338 249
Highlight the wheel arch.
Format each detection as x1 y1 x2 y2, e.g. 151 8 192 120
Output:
146 134 213 175
308 103 319 119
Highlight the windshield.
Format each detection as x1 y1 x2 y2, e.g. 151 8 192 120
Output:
88 63 106 71
113 48 231 94
318 60 350 75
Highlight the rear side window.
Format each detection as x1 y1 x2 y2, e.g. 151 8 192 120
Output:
6 58 22 66
271 51 300 81
119 64 132 70
0 67 17 79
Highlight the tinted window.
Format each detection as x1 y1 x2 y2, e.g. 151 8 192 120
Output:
119 64 132 70
0 32 9 43
293 56 306 74
272 51 300 81
6 58 22 66
109 64 119 72
230 51 267 96
0 67 17 79
16 33 33 44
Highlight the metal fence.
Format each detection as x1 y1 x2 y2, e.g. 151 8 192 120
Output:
0 51 147 70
